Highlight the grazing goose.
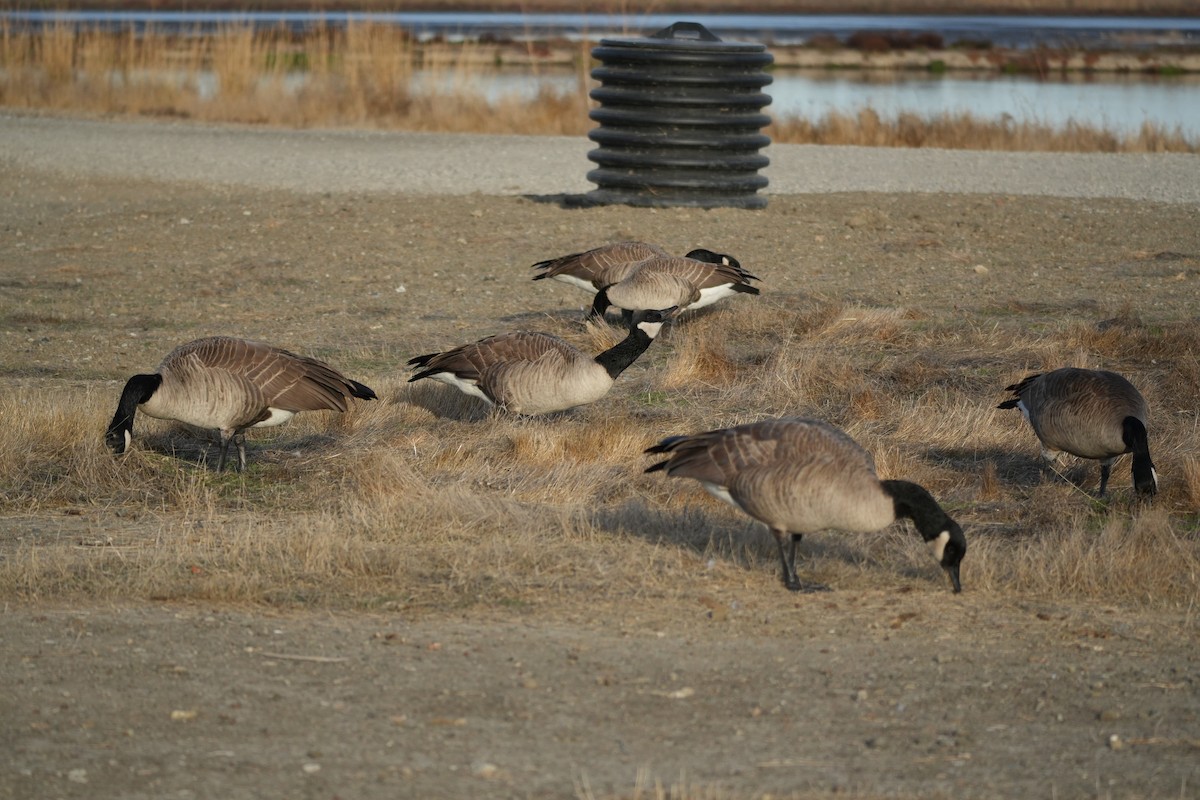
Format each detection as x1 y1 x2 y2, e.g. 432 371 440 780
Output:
997 367 1157 498
645 417 966 593
589 254 760 321
531 242 741 293
105 336 377 471
407 307 675 415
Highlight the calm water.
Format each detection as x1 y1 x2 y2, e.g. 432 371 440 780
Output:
420 69 1200 137
769 70 1200 136
8 10 1200 137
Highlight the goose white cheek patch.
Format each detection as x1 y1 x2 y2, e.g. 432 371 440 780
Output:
928 530 951 562
124 429 132 451
637 321 664 338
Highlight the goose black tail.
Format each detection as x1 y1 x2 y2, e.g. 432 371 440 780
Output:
644 435 688 456
348 380 377 401
407 353 439 369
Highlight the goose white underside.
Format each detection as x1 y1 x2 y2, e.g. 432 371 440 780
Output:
428 372 493 404
688 284 740 310
1016 398 1032 425
701 481 740 510
253 408 297 428
550 274 598 292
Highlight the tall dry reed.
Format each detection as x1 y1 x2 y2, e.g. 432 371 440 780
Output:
1 21 1195 151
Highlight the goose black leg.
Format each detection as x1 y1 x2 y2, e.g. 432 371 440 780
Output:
1097 460 1113 497
773 530 829 593
234 433 248 472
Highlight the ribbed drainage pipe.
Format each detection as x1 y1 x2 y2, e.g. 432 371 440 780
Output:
585 21 774 209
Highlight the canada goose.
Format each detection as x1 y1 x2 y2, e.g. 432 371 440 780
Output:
531 242 741 293
645 417 966 593
997 367 1157 498
589 254 760 321
407 307 675 415
105 336 377 471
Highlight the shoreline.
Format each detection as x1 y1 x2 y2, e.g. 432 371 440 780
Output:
17 1 1200 17
456 41 1200 74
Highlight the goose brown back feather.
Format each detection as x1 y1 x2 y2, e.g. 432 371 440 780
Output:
598 256 760 317
531 242 668 289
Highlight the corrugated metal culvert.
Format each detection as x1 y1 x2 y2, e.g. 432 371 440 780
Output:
586 21 774 209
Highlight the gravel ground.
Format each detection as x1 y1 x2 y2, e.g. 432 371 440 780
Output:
3 112 1200 202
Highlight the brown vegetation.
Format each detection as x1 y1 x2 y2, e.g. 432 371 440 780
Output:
1 185 1198 613
2 22 1197 152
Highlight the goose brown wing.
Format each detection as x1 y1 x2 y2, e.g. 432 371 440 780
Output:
532 242 667 286
772 417 877 472
649 418 875 485
411 332 581 382
639 256 756 290
608 267 701 310
648 423 783 486
174 337 357 413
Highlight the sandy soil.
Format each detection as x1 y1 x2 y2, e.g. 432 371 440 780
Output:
2 144 1200 799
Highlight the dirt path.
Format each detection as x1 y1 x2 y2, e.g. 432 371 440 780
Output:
5 596 1198 800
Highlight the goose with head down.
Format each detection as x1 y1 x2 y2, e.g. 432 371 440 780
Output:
645 417 966 593
531 241 741 294
998 367 1157 498
408 307 675 415
589 253 760 322
106 336 377 471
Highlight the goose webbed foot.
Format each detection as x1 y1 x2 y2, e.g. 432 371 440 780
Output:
782 575 832 593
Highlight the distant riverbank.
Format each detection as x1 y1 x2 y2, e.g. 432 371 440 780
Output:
20 0 1200 17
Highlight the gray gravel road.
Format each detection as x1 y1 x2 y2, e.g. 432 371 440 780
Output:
3 112 1200 202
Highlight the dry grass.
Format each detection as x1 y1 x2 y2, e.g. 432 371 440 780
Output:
768 107 1200 153
2 22 1197 152
2 291 1197 612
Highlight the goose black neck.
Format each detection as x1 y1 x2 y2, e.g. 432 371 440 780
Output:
1122 416 1157 496
880 479 951 541
107 374 162 437
594 325 654 380
588 287 612 321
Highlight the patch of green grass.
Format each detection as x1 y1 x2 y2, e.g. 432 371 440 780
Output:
638 391 672 407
